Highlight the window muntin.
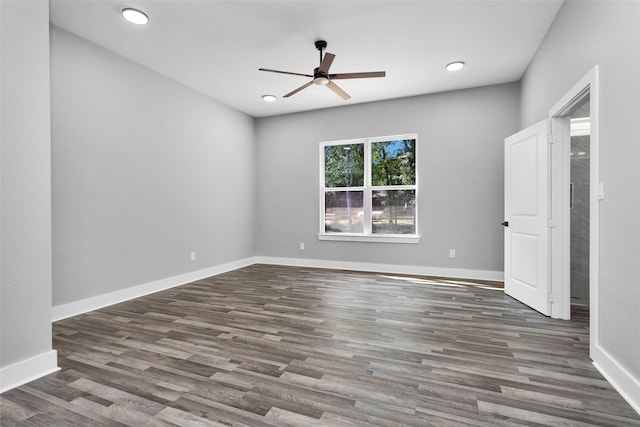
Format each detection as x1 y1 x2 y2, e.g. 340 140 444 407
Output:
320 134 418 241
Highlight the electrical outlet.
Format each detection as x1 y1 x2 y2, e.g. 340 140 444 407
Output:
190 251 196 261
449 249 456 258
299 242 305 250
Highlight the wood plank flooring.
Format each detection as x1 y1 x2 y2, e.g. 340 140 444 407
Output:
2 264 639 426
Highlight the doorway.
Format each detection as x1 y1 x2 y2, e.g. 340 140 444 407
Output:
547 68 600 366
569 97 590 308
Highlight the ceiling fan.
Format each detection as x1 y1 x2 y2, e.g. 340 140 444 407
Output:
259 40 386 100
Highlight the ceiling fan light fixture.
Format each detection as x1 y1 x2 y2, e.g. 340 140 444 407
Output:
262 94 277 102
122 8 149 25
313 76 330 85
446 61 465 72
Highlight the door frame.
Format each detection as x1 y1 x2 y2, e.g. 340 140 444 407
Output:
548 66 599 351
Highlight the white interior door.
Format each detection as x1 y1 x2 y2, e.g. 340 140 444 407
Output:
504 120 550 316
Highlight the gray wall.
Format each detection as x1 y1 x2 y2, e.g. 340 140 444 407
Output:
50 27 257 306
520 0 640 382
256 83 520 273
0 0 53 366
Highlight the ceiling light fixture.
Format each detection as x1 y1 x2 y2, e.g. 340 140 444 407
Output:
445 61 465 72
262 95 277 102
313 76 330 86
122 8 149 25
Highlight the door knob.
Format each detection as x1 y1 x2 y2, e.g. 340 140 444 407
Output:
501 221 509 227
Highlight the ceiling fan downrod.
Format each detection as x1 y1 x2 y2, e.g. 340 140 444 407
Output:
315 40 328 65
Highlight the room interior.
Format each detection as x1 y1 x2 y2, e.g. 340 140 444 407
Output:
1 0 639 423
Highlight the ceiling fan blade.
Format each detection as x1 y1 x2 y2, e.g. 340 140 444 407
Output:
259 68 313 78
330 71 386 80
318 52 335 74
327 81 351 100
284 80 314 98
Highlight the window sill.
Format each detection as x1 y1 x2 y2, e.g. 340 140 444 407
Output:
317 233 420 244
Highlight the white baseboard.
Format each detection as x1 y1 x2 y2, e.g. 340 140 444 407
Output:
255 256 504 282
52 256 502 322
592 343 640 415
52 257 257 322
0 350 59 394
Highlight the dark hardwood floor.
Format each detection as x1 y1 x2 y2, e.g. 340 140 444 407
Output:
1 264 639 426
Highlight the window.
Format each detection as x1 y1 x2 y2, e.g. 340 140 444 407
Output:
319 134 418 243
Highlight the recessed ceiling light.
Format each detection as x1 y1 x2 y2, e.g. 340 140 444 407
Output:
122 8 149 25
445 61 465 72
262 95 277 102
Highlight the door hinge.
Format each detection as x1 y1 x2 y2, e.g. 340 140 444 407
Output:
547 219 558 228
547 293 556 303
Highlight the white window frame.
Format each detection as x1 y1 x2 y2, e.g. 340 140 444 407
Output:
318 133 419 243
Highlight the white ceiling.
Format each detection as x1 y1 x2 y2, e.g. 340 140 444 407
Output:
49 0 563 118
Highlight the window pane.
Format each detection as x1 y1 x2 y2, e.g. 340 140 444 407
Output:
324 144 364 187
324 191 364 233
372 190 416 234
371 139 416 186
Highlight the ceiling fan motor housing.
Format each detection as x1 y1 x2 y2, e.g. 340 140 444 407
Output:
312 67 330 85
